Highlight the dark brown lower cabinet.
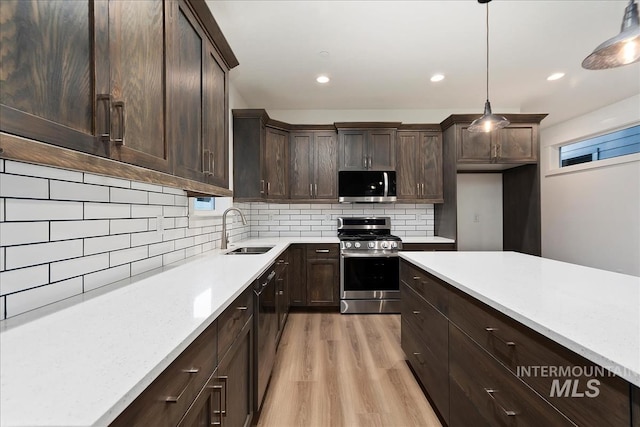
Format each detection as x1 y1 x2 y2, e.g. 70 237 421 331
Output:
177 371 223 427
400 260 633 427
288 245 307 307
217 318 253 427
306 244 339 307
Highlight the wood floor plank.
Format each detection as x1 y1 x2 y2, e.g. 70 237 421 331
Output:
257 313 443 427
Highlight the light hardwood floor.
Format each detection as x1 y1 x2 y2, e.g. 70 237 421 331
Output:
257 312 443 427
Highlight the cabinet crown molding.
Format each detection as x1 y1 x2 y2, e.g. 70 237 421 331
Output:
440 113 548 131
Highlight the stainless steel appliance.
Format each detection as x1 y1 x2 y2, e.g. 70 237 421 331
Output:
338 170 397 203
338 216 402 314
253 268 277 411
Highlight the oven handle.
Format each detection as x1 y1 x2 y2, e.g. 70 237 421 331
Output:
341 251 399 258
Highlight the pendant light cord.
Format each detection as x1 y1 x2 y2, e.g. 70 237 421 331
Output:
486 2 489 102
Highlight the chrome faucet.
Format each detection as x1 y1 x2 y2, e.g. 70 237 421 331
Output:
221 207 248 250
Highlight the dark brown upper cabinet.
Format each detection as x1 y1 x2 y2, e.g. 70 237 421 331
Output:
396 130 443 203
263 127 289 199
171 0 229 188
1 0 100 155
336 124 400 171
447 116 547 165
232 109 290 201
1 0 237 194
289 130 338 200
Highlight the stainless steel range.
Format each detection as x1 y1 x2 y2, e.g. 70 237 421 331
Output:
338 216 403 314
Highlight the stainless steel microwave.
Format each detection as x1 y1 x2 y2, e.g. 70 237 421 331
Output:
338 171 397 203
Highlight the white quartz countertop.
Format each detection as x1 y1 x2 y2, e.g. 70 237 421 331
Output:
400 236 455 244
400 251 640 387
0 237 341 427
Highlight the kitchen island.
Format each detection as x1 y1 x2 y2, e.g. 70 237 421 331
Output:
400 251 639 426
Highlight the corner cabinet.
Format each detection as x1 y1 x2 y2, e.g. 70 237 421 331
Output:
396 130 443 202
0 0 236 195
336 124 400 171
232 110 290 201
289 130 338 200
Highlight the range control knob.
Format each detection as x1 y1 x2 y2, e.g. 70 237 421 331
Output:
391 242 398 249
381 242 388 249
345 242 352 249
368 242 375 249
354 242 361 248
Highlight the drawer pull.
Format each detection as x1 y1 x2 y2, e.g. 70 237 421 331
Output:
316 249 330 253
413 276 420 280
236 306 248 311
165 368 199 403
412 310 421 315
484 388 517 417
485 327 516 348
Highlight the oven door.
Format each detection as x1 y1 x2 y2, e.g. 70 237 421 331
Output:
340 251 399 300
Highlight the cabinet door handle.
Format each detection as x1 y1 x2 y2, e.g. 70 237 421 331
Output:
218 376 228 416
112 101 125 146
209 383 224 426
363 156 367 168
203 149 210 174
484 388 517 417
97 94 111 144
492 144 498 159
314 183 318 197
235 306 248 311
315 249 330 253
267 182 271 195
310 183 313 197
260 180 265 195
165 368 199 403
421 183 425 197
485 327 516 348
210 152 215 176
278 290 284 295
412 310 421 315
368 156 372 168
417 182 420 196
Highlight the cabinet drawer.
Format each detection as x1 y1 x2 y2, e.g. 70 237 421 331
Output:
449 290 631 427
449 325 575 427
306 244 339 258
400 261 449 315
111 321 217 427
218 287 253 361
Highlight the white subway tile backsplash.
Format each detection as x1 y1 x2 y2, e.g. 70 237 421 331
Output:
163 227 186 241
110 246 148 267
0 222 49 246
84 202 130 219
50 253 109 282
83 265 130 292
131 204 163 218
162 186 185 196
130 181 163 193
149 192 174 205
163 205 188 218
84 173 130 188
163 249 185 265
174 236 195 250
0 199 4 222
5 240 83 270
131 255 163 276
85 234 130 255
185 245 202 259
6 277 82 317
1 296 5 320
131 230 162 247
175 217 189 228
0 248 4 271
50 180 109 202
0 174 49 198
0 265 49 295
5 160 83 182
110 218 148 235
149 241 174 257
175 195 188 207
51 220 110 241
110 187 148 204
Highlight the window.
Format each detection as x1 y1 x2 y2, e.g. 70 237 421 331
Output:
189 196 233 217
560 124 640 167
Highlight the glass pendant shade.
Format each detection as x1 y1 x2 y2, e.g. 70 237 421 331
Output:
582 0 640 69
469 0 509 133
468 100 510 133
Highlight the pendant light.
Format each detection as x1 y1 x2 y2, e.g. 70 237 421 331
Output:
582 0 640 70
468 0 510 133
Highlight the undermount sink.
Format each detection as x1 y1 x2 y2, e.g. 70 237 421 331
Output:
224 246 275 255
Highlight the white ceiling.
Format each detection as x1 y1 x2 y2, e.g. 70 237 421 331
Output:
206 0 640 127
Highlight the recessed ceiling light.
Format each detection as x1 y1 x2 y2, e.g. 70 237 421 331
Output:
547 72 565 81
430 74 445 82
316 75 330 84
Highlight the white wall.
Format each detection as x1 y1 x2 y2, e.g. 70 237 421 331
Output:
457 174 503 251
540 94 640 276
